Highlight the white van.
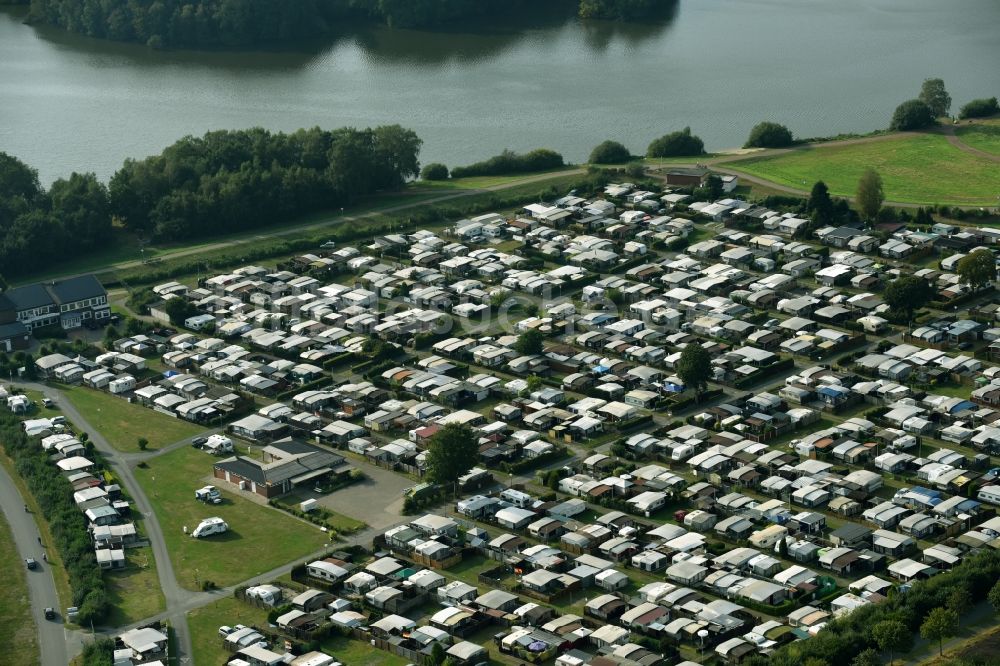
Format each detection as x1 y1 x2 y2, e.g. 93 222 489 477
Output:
191 517 228 538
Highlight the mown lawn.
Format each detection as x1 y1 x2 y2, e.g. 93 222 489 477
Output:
321 633 411 666
104 545 165 627
955 119 1000 156
0 510 38 666
61 386 207 452
188 596 269 666
729 133 1000 205
134 446 327 590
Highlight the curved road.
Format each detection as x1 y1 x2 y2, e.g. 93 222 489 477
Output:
20 381 196 664
0 463 68 666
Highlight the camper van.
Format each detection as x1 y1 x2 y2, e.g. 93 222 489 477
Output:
203 435 234 455
195 485 222 504
191 517 228 538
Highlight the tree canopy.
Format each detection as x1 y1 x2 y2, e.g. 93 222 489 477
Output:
956 249 996 291
918 78 951 118
647 127 705 158
744 121 794 148
884 275 933 321
959 97 999 119
0 152 112 278
871 619 911 665
514 329 545 356
425 423 479 490
856 168 884 223
109 125 421 241
27 0 670 48
420 163 449 180
449 149 563 179
806 180 834 227
920 607 958 656
677 343 711 396
890 99 935 131
588 140 632 164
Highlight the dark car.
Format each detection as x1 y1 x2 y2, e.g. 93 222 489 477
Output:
25 558 38 570
44 607 55 620
192 436 208 448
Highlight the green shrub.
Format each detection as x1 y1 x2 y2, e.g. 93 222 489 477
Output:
890 99 935 131
589 140 632 164
647 127 705 157
745 121 794 148
420 163 449 180
959 97 1000 119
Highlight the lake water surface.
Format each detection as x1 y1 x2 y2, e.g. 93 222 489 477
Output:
1 0 998 183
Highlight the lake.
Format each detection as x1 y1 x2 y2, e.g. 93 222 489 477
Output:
1 0 998 184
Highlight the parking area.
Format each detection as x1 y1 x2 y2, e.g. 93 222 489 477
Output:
313 459 411 532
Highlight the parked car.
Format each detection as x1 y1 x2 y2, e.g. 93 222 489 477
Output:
218 625 234 637
25 558 38 570
42 398 55 408
191 436 208 448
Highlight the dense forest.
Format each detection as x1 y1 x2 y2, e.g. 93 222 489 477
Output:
110 125 421 239
23 0 676 48
0 124 420 277
0 153 112 277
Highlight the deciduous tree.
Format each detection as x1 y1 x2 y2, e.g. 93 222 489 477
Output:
856 168 884 223
883 276 933 321
871 619 911 665
920 607 958 656
426 423 479 494
677 343 711 398
744 121 794 148
890 99 935 131
919 78 951 118
956 249 996 291
647 127 705 157
514 329 544 355
589 140 632 164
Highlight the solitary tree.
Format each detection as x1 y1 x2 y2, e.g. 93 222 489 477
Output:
420 163 449 180
920 607 959 656
425 423 479 495
883 276 933 322
856 168 884 224
647 127 705 157
137 437 149 451
890 99 935 130
807 181 835 227
589 140 632 164
919 78 952 118
677 344 712 398
744 121 794 148
872 619 911 665
956 249 996 291
514 328 544 355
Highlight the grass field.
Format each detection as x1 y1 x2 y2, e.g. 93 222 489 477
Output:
955 119 1000 156
188 596 269 666
321 634 411 666
61 386 206 452
0 509 39 666
729 132 1000 205
104 545 165 627
134 446 327 590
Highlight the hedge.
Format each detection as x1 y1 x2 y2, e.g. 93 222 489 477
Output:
0 411 109 625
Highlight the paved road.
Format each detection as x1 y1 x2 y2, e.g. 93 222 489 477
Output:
0 462 68 666
21 381 196 664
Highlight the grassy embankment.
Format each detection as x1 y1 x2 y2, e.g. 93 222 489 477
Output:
727 132 1000 206
0 509 39 666
955 118 1000 156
